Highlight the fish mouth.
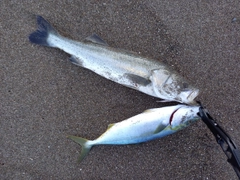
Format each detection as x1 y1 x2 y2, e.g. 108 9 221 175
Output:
187 89 199 103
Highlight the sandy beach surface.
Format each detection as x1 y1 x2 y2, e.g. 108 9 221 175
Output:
1 1 240 179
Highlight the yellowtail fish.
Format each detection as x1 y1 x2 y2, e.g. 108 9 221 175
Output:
68 104 200 162
29 16 199 104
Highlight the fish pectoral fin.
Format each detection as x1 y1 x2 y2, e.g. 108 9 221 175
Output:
84 34 108 46
69 56 84 67
124 73 151 86
153 124 167 134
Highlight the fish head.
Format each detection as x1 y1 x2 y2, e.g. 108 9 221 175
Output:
170 105 200 130
150 69 199 104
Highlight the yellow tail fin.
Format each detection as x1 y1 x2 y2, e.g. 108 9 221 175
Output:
67 135 92 162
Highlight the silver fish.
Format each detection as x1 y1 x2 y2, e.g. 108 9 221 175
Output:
68 104 200 162
29 16 199 104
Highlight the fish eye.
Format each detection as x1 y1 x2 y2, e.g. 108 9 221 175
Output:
181 88 191 92
182 83 189 89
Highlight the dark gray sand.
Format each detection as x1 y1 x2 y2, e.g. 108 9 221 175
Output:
1 1 240 179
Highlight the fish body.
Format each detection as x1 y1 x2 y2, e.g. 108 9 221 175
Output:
68 104 200 161
29 16 199 104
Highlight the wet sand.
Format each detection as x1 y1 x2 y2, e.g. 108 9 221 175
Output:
1 1 240 179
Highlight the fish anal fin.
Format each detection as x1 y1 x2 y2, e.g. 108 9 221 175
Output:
153 124 167 134
84 34 108 46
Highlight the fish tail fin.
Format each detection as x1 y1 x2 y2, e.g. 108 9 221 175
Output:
29 15 59 47
67 135 93 162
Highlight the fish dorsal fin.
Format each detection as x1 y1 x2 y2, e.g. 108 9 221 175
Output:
84 34 108 46
153 124 167 134
143 108 157 113
107 123 114 130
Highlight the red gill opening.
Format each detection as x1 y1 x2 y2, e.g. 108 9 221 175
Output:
169 108 181 125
